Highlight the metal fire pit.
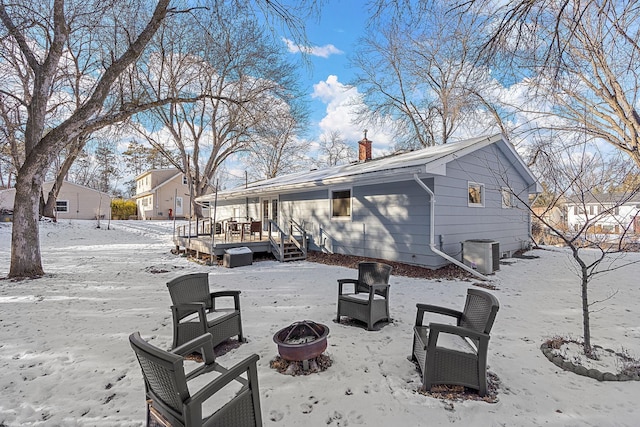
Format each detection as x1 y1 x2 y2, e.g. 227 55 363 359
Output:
273 320 329 367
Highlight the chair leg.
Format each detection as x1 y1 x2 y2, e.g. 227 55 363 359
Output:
478 370 487 397
237 314 246 343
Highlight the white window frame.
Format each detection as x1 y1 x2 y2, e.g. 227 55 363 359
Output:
468 182 484 207
330 187 352 219
501 187 514 208
55 200 69 213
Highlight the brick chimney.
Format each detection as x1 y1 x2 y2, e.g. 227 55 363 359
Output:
358 130 372 162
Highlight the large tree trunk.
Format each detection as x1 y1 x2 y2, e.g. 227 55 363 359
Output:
10 168 46 277
4 0 170 278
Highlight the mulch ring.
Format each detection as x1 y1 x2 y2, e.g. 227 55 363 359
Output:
418 371 501 404
269 354 333 376
305 251 473 280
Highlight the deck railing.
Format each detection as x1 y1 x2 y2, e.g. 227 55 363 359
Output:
268 219 307 261
175 217 307 260
175 218 218 238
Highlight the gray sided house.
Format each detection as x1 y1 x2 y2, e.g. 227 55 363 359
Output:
200 134 540 271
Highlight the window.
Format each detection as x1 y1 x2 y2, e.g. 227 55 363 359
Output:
331 189 351 218
501 187 514 208
183 175 188 185
55 200 69 213
468 182 484 207
271 200 278 223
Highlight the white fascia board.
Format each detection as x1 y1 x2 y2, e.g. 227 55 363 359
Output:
423 159 448 175
197 165 427 202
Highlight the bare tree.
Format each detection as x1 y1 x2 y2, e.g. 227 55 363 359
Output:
516 134 640 357
0 88 22 188
242 110 309 181
521 2 640 169
0 1 176 278
314 130 355 167
131 4 305 217
353 2 491 149
386 0 640 167
0 0 316 278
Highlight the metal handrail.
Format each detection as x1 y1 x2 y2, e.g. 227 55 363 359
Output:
268 220 286 261
288 218 308 256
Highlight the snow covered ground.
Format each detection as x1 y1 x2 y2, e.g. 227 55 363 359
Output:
1 219 639 426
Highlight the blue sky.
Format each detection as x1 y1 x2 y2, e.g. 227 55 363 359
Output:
279 1 395 153
294 1 365 122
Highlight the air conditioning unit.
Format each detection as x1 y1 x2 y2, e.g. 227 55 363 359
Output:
463 240 500 275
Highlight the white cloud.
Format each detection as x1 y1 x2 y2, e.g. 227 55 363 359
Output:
311 75 394 155
282 38 343 58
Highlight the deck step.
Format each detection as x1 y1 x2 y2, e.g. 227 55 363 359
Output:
280 241 306 262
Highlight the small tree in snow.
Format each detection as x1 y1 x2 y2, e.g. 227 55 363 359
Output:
518 135 640 357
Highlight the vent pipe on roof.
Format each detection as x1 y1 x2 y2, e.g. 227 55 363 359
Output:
358 129 372 162
413 174 490 281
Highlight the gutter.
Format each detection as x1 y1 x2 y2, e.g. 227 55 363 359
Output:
413 174 490 281
197 166 426 202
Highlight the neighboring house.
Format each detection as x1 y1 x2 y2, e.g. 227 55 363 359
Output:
133 169 192 220
0 181 111 220
532 205 566 231
198 133 541 271
565 192 640 235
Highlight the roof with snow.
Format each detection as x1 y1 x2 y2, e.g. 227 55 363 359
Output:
199 133 540 201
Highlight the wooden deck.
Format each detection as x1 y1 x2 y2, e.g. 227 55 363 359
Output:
173 218 308 262
173 234 271 258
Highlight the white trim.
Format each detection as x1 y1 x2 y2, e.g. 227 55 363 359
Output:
468 182 485 207
501 187 514 208
55 200 69 213
330 187 352 220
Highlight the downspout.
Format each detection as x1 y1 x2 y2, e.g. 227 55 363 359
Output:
413 174 490 281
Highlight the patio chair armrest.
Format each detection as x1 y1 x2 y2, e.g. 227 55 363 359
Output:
172 302 208 324
210 290 242 311
427 322 490 346
369 284 390 300
188 354 260 405
171 333 216 365
337 279 358 294
415 303 463 327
